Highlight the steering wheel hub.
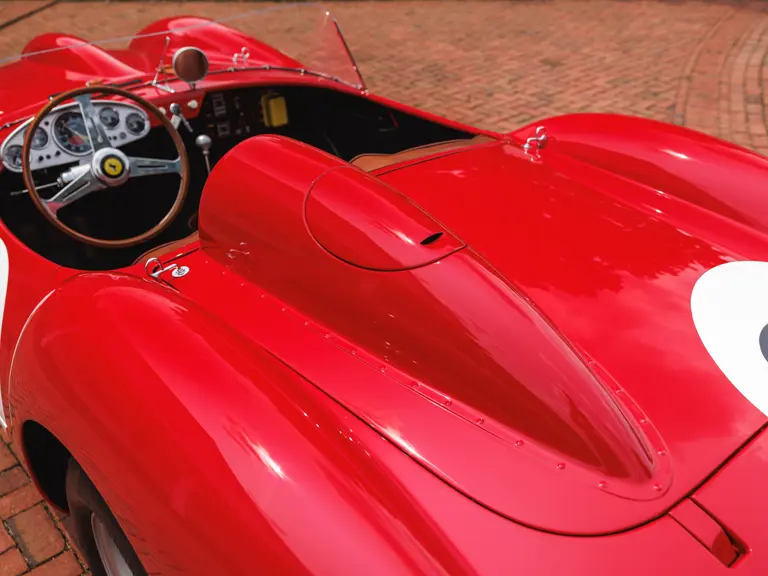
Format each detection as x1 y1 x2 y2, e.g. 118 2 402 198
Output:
92 148 130 187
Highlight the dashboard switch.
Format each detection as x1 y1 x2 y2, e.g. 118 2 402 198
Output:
261 93 288 128
169 102 193 133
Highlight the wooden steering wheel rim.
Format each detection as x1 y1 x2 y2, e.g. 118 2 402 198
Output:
22 85 190 249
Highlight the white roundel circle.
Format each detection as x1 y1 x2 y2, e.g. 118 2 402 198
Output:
691 260 768 417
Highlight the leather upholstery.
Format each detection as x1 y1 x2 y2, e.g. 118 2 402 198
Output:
349 134 495 172
133 231 199 264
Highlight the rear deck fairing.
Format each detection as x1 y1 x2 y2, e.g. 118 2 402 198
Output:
159 133 767 536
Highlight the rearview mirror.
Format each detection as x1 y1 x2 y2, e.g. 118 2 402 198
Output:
172 47 209 87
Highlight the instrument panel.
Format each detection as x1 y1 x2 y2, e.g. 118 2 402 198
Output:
0 100 150 173
198 89 289 143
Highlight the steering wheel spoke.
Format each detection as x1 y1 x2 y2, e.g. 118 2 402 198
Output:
128 156 182 177
74 93 111 152
45 167 104 216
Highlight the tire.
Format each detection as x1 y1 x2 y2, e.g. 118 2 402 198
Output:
64 459 148 576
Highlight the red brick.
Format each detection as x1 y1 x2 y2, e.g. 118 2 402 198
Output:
0 2 47 25
0 447 17 475
0 486 41 520
0 528 13 554
0 469 28 499
26 552 81 576
749 120 767 136
0 548 26 576
8 505 64 565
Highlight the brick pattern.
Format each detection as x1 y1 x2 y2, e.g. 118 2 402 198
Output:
2 1 768 151
1 1 768 574
0 0 768 153
0 436 86 576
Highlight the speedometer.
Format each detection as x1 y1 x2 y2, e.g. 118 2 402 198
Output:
53 111 91 155
30 128 48 150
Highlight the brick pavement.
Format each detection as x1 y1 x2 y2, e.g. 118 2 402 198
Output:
0 435 84 575
0 0 767 573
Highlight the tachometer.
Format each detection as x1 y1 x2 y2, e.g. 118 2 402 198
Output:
125 112 146 136
99 107 120 129
53 111 91 155
3 145 22 170
30 127 48 150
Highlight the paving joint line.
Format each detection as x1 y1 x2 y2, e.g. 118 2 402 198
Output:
674 5 735 125
0 0 62 34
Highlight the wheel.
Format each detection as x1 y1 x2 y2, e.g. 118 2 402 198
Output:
64 459 148 576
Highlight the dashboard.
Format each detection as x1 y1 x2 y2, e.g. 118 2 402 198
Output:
0 100 150 173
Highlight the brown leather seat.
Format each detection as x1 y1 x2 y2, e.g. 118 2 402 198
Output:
133 231 199 265
349 134 495 172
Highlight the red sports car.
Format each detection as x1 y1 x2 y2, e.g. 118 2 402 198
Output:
0 4 766 575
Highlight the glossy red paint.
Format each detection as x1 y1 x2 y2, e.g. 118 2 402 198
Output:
305 164 465 270
3 9 768 576
129 16 304 69
196 135 672 535
11 268 762 575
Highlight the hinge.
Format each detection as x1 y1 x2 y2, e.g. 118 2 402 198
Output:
144 257 189 280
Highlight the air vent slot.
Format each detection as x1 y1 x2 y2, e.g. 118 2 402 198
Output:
670 498 743 567
420 232 443 246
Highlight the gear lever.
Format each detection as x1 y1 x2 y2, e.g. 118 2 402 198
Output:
169 102 193 133
195 134 212 173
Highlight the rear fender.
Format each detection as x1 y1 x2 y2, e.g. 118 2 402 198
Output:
511 113 768 237
9 272 471 575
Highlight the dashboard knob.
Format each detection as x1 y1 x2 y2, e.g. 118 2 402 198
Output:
195 134 212 173
195 134 212 152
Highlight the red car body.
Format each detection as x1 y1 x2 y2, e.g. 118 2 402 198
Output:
1 8 767 576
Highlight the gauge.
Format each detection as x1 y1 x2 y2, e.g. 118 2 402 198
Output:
125 112 146 136
53 111 90 155
99 107 120 129
30 127 48 150
3 145 22 170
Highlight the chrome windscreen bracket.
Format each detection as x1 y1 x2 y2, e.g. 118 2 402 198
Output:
151 36 176 94
522 126 549 153
232 47 250 68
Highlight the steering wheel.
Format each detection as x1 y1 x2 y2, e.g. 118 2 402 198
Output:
22 85 190 248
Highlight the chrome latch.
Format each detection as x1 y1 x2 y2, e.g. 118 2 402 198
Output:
522 126 549 153
145 257 189 280
232 47 250 67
